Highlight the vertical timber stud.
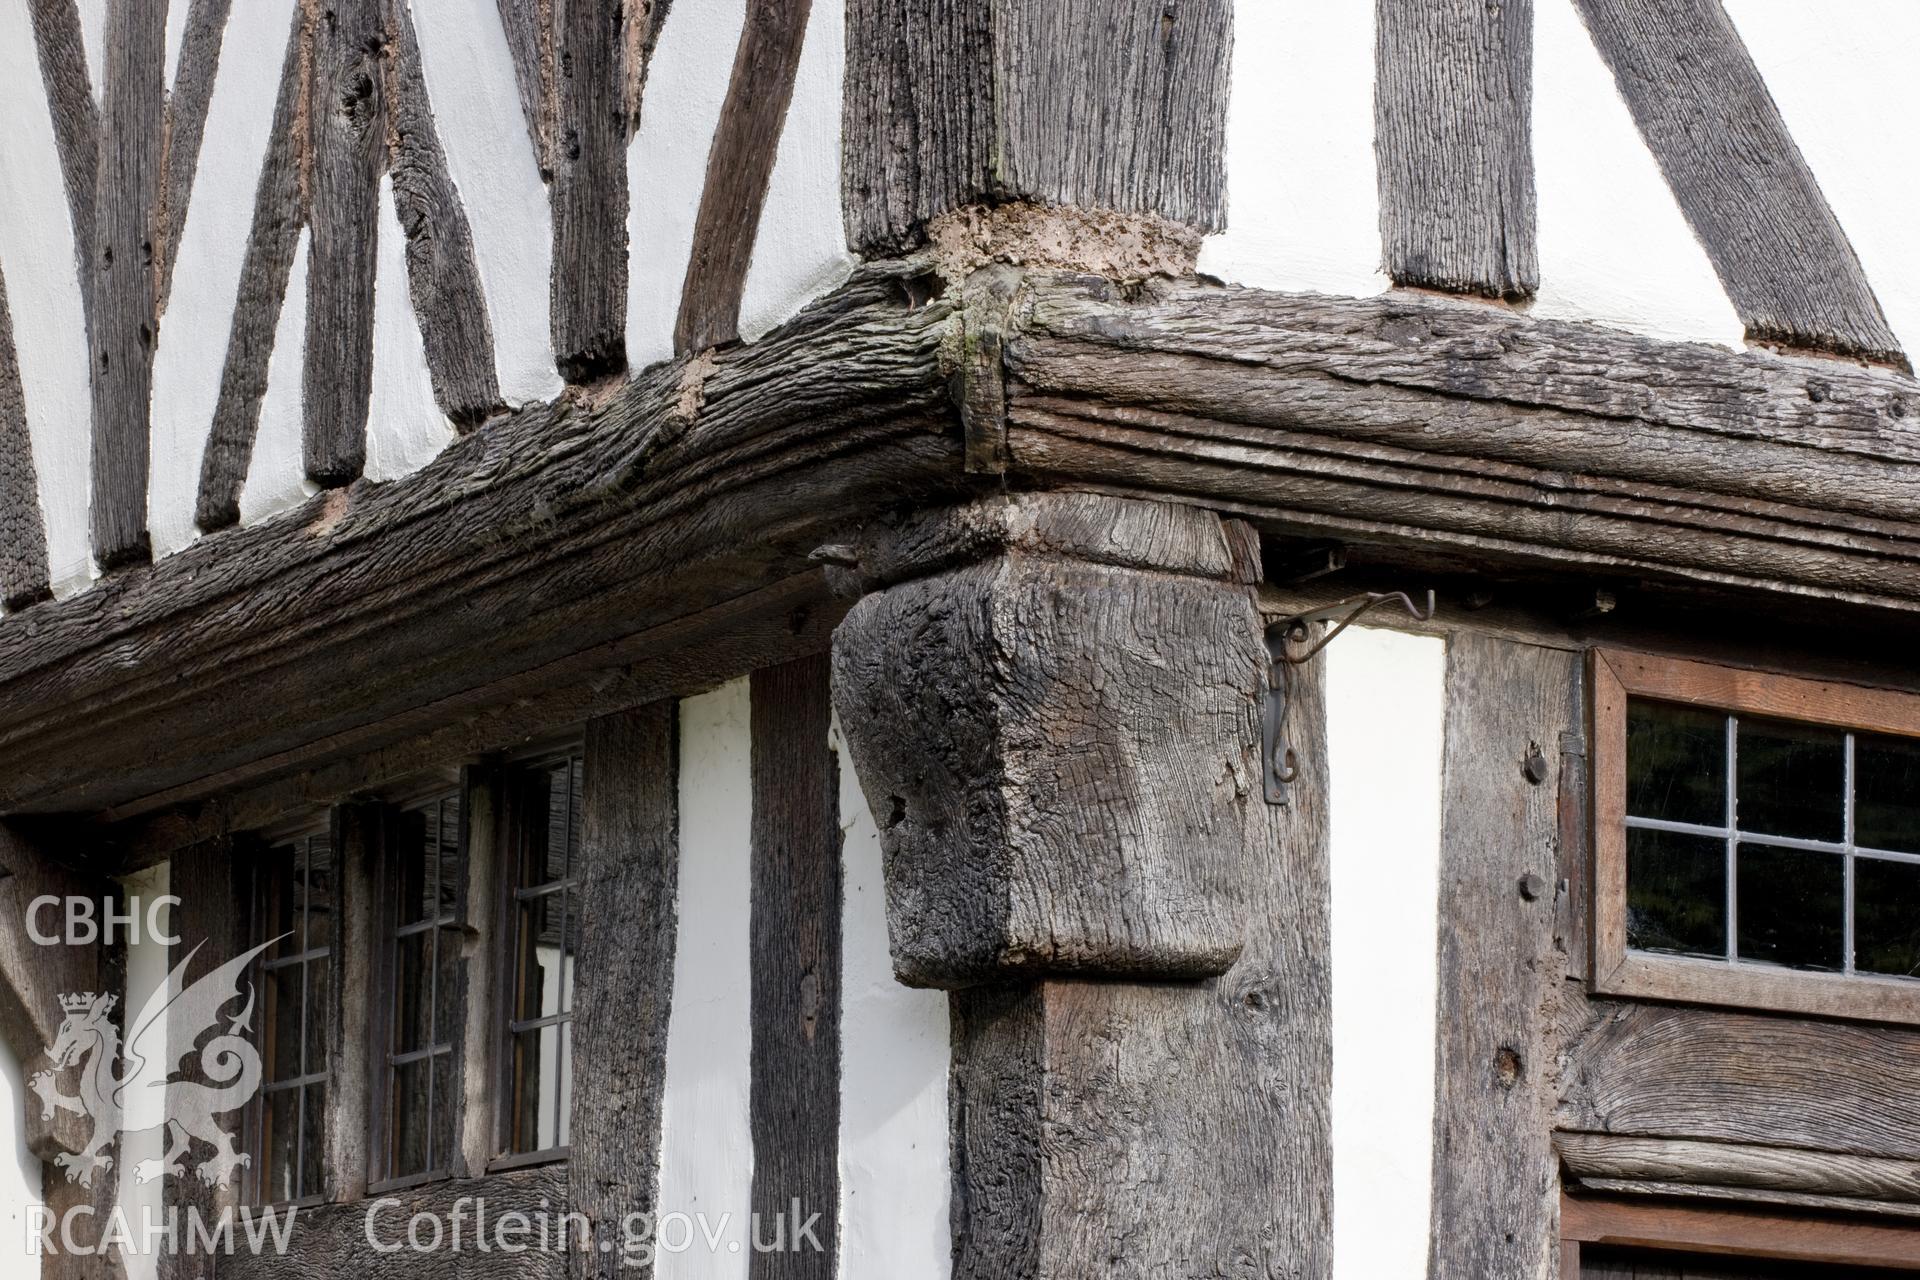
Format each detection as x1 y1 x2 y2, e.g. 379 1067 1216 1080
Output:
327 802 381 1203
0 265 52 609
304 0 386 488
833 494 1330 1273
550 0 630 383
571 704 680 1278
1428 634 1581 1280
842 0 1231 255
90 0 166 568
161 836 246 1280
748 657 842 1279
1375 0 1538 299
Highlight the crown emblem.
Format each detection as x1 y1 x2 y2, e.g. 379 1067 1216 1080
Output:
58 992 97 1014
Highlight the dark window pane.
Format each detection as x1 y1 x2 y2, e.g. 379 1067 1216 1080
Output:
261 851 298 958
510 1025 564 1154
265 966 303 1085
1856 857 1920 978
394 931 432 1053
297 836 335 953
1736 718 1845 841
392 1056 432 1178
263 1087 298 1204
1857 734 1920 854
1626 701 1726 827
393 810 431 927
516 895 566 1022
1626 827 1726 958
1737 842 1844 971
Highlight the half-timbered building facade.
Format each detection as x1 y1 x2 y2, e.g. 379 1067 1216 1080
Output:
3 1 1920 1277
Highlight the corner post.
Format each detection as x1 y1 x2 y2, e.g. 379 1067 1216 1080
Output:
831 493 1332 1275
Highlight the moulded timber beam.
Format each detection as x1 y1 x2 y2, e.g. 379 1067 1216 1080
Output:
829 491 1264 987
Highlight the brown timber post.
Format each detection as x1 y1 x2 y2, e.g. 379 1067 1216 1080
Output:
830 492 1332 1275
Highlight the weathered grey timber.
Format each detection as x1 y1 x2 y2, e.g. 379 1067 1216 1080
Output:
747 657 841 1280
220 1165 567 1279
550 0 630 381
495 0 551 177
0 266 51 610
954 265 1020 475
195 7 310 532
326 803 379 1201
385 0 503 429
1375 0 1536 298
675 0 815 354
570 704 678 1279
1557 1133 1920 1206
621 0 674 136
28 0 98 337
113 573 841 860
1428 635 1579 1280
944 650 1330 1278
304 0 385 487
27 270 1920 821
1006 276 1920 611
88 0 166 569
1573 0 1904 366
831 492 1260 987
160 837 244 1280
0 264 959 817
0 824 102 1082
1559 1002 1920 1163
156 0 235 314
843 0 1231 253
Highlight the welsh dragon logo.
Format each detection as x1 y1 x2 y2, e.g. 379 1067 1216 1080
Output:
28 937 280 1189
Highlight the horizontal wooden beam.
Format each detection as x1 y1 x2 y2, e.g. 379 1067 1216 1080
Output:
12 269 1920 822
1004 276 1920 612
1557 1131 1920 1206
0 264 959 816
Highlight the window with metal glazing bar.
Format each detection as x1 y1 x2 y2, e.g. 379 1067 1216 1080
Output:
251 827 333 1206
377 790 465 1187
1593 650 1920 1025
501 753 580 1161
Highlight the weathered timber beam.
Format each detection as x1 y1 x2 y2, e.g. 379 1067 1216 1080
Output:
675 0 815 354
832 491 1330 1273
1573 0 1904 367
0 823 103 1077
1003 275 1920 612
218 1165 567 1279
195 3 311 532
0 263 52 610
0 264 959 816
1375 0 1537 299
89 0 167 569
550 0 632 382
27 0 99 337
304 0 386 487
1556 1132 1920 1206
1558 1001 1920 1162
843 0 1231 255
385 0 503 429
570 703 677 1278
156 0 235 313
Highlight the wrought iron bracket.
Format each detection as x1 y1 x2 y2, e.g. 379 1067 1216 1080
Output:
1263 590 1436 805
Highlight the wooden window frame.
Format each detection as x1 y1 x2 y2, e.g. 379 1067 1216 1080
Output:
1593 648 1920 1026
366 784 470 1194
1561 1193 1920 1274
242 819 335 1210
486 746 582 1172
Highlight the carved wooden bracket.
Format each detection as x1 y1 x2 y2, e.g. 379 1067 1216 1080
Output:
829 491 1265 988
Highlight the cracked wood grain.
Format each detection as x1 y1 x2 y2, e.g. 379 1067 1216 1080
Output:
0 265 51 611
